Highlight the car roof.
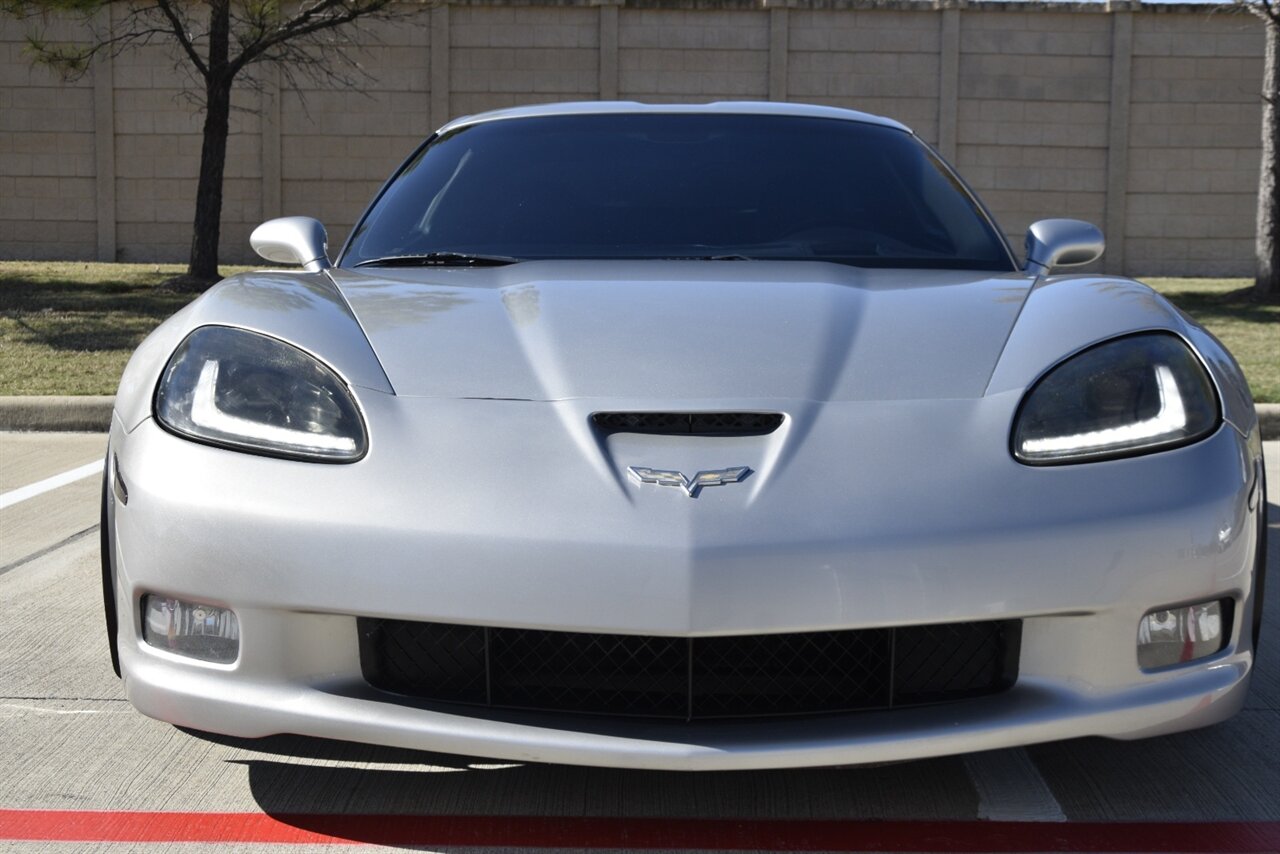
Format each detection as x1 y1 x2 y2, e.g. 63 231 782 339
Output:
436 101 911 135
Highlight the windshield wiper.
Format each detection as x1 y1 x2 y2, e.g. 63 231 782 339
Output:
355 252 521 268
662 254 755 261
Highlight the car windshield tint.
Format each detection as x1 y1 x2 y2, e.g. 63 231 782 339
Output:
341 114 1015 271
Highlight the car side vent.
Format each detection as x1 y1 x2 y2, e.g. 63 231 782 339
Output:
592 412 783 436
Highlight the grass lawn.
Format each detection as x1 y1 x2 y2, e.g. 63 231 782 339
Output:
1 262 1277 401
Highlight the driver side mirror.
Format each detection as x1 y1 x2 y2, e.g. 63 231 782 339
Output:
1024 219 1104 276
250 217 331 272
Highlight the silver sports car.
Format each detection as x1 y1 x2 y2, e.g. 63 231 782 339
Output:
103 102 1266 770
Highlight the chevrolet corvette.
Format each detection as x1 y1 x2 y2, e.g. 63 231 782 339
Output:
102 102 1266 770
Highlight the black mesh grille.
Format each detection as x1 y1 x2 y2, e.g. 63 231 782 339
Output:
365 620 488 703
592 412 783 436
693 629 891 717
359 619 1020 720
893 622 1019 705
491 629 688 717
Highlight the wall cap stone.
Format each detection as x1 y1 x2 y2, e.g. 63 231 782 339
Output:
437 0 1246 13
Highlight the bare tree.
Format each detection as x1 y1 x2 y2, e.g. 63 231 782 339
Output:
6 0 401 287
1238 0 1280 301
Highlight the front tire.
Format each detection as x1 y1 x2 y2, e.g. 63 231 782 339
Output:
100 451 120 677
1254 457 1268 657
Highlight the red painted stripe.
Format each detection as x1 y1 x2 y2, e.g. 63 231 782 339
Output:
1 810 1279 852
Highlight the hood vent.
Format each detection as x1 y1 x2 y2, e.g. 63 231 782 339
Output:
592 412 783 436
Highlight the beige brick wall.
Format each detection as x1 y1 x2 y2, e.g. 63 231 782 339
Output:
619 9 769 101
1125 13 1261 275
0 1 1265 275
0 18 96 259
955 10 1112 251
281 16 432 253
789 10 941 143
452 5 599 111
112 39 263 263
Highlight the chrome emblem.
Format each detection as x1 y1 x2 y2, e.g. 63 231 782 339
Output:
627 466 750 498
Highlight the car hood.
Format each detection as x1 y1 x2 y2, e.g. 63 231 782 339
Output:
327 261 1032 402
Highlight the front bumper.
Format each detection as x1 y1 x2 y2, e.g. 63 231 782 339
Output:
121 649 1250 771
109 393 1264 770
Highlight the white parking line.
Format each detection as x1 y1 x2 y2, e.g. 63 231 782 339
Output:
0 460 102 511
964 748 1067 822
0 704 129 717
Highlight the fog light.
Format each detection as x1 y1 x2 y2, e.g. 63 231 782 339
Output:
143 595 239 664
1137 599 1229 670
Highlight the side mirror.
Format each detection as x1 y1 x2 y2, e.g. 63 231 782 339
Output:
1024 219 1104 276
250 217 331 271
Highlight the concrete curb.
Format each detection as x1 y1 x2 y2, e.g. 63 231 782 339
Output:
2 396 1278 440
0 396 115 432
1260 404 1280 441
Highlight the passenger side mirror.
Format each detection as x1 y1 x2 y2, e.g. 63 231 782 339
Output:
250 217 331 272
1024 219 1104 276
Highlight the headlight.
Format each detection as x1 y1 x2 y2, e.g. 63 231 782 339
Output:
155 326 367 462
1012 332 1219 464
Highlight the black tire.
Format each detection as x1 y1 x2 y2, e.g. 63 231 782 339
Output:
1253 458 1268 657
100 453 121 678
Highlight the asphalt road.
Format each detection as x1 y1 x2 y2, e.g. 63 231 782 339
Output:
1 432 1278 853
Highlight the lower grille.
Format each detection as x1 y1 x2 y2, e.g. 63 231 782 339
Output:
358 619 1020 720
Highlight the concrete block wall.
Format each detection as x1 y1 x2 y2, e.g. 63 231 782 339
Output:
112 38 263 262
0 18 97 259
619 9 769 101
789 10 942 144
280 16 433 250
1126 13 1262 275
0 0 1264 276
452 6 599 110
955 10 1113 250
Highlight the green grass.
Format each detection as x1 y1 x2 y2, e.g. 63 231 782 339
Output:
1144 278 1280 405
1 263 1277 400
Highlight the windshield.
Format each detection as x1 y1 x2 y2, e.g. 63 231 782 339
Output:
341 114 1015 271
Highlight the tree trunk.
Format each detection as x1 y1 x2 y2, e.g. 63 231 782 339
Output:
185 0 233 284
186 78 231 283
1255 18 1280 302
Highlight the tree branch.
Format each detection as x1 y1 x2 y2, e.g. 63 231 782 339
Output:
229 0 395 76
25 17 173 80
1239 0 1280 26
152 0 208 77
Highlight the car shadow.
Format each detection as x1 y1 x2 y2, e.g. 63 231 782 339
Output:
0 269 196 353
184 728 976 848
236 755 973 849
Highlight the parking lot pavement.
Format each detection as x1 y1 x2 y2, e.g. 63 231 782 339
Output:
0 432 1277 852
0 433 105 571
0 433 106 492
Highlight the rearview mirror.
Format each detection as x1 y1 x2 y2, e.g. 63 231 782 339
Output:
250 217 331 271
1024 219 1104 275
